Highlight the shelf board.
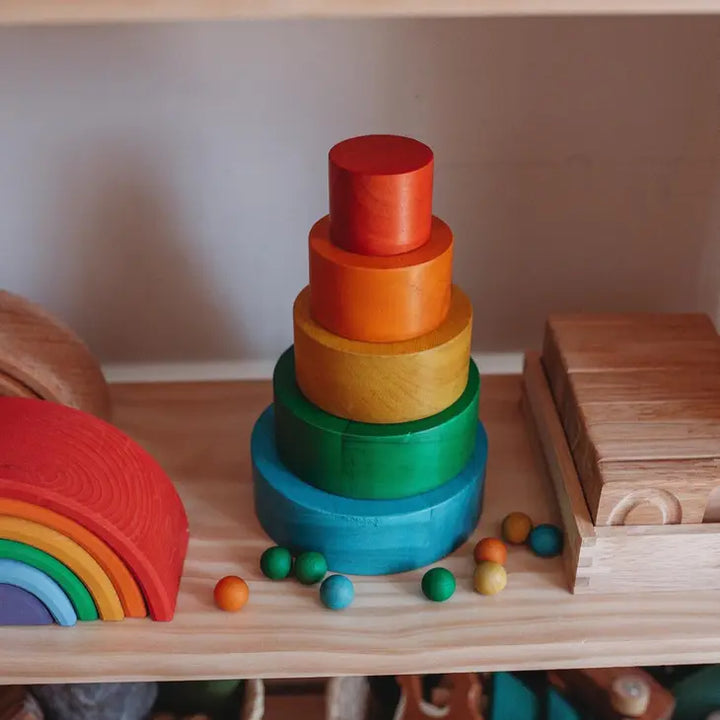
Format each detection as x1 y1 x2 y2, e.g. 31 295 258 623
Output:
1 0 720 24
2 375 720 684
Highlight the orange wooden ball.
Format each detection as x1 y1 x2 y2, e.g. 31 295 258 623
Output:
329 135 434 256
473 537 507 565
501 512 533 545
214 576 249 612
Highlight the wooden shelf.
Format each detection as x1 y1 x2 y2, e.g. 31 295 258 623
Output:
1 0 720 25
2 375 720 684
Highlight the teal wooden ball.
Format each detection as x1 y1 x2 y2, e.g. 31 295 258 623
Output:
528 524 563 558
260 546 292 580
320 574 354 610
294 551 328 585
421 567 456 602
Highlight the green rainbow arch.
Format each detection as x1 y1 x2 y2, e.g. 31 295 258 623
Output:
0 539 97 621
0 558 77 626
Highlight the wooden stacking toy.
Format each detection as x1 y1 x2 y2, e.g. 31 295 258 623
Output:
523 312 720 594
252 134 487 575
0 397 189 624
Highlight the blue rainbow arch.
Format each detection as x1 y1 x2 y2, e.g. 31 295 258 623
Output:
0 558 77 626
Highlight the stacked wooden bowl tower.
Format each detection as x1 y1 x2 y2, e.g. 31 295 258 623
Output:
252 135 488 575
0 290 189 626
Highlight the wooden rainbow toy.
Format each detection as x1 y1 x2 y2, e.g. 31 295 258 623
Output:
251 134 487 575
0 396 189 625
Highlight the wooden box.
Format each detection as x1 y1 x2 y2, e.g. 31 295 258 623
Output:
542 314 720 526
523 351 720 594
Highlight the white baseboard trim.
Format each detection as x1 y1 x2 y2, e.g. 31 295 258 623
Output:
103 352 524 384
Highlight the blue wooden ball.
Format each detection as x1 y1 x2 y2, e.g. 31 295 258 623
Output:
528 523 563 558
319 574 354 610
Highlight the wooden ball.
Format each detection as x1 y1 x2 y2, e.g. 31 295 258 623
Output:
501 512 533 545
329 135 433 256
528 524 563 558
319 574 354 610
213 576 249 612
473 561 507 596
421 567 456 602
294 551 327 585
260 546 292 580
473 538 507 565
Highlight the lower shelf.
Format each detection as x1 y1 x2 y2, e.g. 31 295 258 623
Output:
1 375 720 684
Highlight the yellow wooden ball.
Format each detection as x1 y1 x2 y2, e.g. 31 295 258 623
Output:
474 561 507 595
501 511 533 545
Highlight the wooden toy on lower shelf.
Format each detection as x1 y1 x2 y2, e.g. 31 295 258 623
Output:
0 396 189 623
548 668 674 720
522 312 720 594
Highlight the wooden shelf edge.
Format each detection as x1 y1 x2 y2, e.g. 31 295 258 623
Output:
2 0 720 25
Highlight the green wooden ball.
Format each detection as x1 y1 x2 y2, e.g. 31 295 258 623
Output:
260 546 292 580
421 567 456 602
294 551 328 585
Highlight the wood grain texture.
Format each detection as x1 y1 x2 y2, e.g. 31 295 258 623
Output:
3 0 720 24
523 352 720 595
0 290 111 419
0 539 97 621
542 314 720 525
273 348 479 499
253 405 486 574
0 498 145 618
8 377 720 681
0 558 76 626
0 584 53 626
0 373 38 399
0 516 124 621
328 135 433 256
309 215 452 342
294 285 472 423
0 397 189 620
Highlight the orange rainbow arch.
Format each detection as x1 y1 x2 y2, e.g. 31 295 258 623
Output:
0 397 189 622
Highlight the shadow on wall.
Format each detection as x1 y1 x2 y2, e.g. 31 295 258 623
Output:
0 16 718 362
50 149 242 363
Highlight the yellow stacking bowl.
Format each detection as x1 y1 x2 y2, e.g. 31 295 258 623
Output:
293 285 473 424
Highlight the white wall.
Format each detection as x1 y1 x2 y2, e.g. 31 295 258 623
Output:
0 17 718 367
